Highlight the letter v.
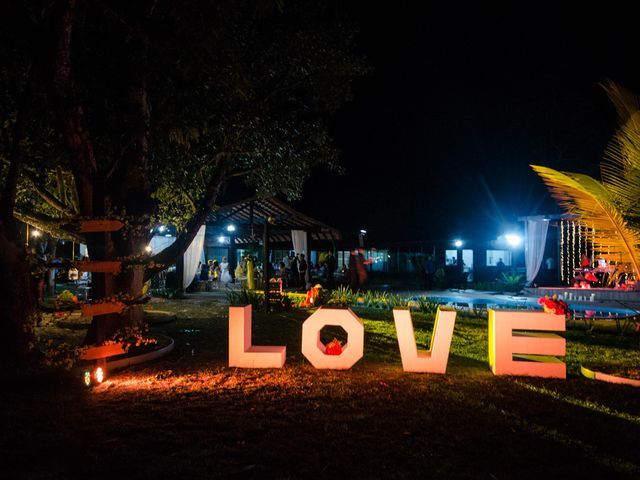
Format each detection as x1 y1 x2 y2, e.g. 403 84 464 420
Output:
393 307 456 373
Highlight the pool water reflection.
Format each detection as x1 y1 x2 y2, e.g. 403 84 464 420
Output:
418 295 639 319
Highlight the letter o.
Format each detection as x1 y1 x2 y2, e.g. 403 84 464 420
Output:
301 307 364 369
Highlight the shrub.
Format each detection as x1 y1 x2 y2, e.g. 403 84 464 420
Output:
226 288 264 310
497 272 525 293
328 286 356 306
413 297 442 313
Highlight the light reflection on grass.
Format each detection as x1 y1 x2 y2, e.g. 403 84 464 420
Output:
513 380 640 425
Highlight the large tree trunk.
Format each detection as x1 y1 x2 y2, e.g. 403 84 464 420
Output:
83 276 145 345
0 227 38 371
51 0 222 345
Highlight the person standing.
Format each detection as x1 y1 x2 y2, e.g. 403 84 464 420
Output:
298 253 308 288
425 254 435 289
355 249 367 288
211 259 220 289
219 256 232 284
200 261 209 281
325 250 337 289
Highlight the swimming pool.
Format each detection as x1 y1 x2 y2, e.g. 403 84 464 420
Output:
417 295 639 318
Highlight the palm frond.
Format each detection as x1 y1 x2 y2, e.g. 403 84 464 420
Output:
600 80 640 125
531 164 640 275
600 81 640 224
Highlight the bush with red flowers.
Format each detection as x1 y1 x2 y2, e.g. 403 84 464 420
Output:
538 295 569 316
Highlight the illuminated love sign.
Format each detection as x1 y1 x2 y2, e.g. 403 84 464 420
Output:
228 306 566 378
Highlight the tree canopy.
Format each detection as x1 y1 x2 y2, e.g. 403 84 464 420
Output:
1 0 366 241
0 0 367 350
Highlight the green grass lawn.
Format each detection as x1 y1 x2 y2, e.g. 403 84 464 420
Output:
1 295 639 479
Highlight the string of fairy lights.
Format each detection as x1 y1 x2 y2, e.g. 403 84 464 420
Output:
559 219 595 284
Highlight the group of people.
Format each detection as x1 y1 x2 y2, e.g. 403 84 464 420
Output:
275 251 339 289
198 257 232 287
277 253 310 288
194 249 361 291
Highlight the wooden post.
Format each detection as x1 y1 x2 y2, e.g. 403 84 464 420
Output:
249 201 254 238
229 233 237 282
176 254 184 291
263 219 270 313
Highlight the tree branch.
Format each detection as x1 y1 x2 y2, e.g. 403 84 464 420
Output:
181 188 197 211
144 161 228 280
227 168 253 179
13 210 83 242
21 169 75 215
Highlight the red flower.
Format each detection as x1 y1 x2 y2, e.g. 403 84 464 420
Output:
538 296 569 316
585 272 598 283
325 338 343 355
303 286 320 306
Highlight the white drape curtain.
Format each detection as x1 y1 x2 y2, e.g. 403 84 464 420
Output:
182 225 206 289
150 225 206 289
525 219 549 285
291 229 309 285
291 229 308 257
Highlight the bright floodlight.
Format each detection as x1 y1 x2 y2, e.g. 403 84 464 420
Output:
218 236 226 243
226 224 236 232
158 225 166 233
360 229 367 235
505 233 522 247
31 229 41 237
454 239 463 248
145 245 152 253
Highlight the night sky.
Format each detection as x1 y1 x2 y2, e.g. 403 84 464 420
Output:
294 2 640 245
